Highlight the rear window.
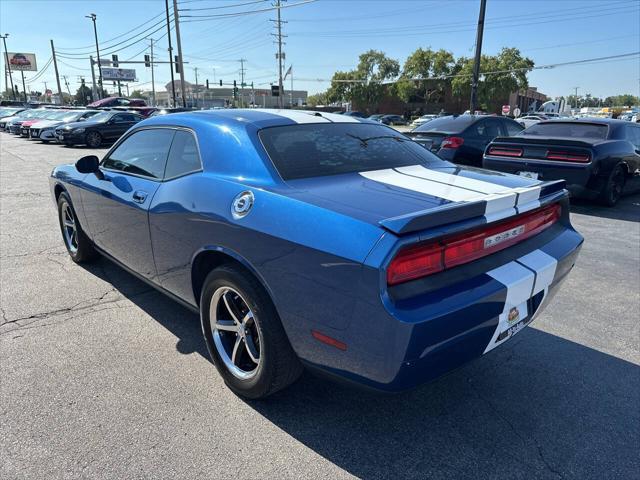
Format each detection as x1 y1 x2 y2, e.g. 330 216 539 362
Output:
414 116 475 134
259 123 443 180
522 122 608 139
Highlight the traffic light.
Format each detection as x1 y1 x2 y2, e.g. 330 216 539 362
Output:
233 80 236 87
112 54 119 67
174 55 180 73
219 80 222 87
144 55 150 68
206 79 209 89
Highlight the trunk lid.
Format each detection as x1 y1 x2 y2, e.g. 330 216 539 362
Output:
404 131 448 152
281 164 565 235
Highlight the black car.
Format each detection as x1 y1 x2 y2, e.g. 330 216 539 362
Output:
341 111 367 118
405 115 524 166
55 111 144 147
483 119 640 206
380 114 407 126
150 107 196 116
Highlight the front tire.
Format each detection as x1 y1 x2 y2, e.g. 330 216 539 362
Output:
599 164 626 207
200 265 302 399
85 131 102 148
57 192 98 263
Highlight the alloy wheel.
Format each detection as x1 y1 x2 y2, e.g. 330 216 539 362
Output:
61 201 78 253
210 286 262 380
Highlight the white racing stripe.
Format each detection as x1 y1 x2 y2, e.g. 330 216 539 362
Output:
396 165 514 194
269 110 331 124
360 169 485 202
483 249 558 354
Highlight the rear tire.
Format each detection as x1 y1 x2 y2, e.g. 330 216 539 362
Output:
200 265 302 399
85 131 102 148
57 192 98 263
599 164 626 207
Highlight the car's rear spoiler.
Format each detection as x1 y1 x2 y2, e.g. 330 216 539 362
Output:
379 179 566 235
490 136 600 148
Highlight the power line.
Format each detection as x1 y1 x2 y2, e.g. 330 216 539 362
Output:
179 0 268 11
180 0 316 22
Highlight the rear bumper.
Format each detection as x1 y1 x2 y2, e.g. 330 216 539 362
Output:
483 156 599 197
300 223 583 392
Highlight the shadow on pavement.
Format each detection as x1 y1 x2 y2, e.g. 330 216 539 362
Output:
570 191 640 222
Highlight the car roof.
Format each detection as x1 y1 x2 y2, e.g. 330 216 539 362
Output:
140 108 370 130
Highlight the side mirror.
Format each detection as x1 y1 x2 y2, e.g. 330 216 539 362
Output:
75 155 103 179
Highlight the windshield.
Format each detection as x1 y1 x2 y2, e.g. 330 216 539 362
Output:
522 122 608 139
83 111 112 123
259 123 444 180
414 116 475 133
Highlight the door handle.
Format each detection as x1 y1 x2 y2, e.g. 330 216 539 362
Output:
132 190 148 204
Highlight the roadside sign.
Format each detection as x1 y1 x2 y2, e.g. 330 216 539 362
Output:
513 107 521 118
271 85 280 97
502 105 511 115
102 68 136 81
6 52 37 71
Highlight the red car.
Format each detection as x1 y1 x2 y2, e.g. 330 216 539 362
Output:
10 53 31 67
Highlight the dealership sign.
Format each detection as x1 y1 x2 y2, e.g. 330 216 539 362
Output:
6 52 38 71
101 68 136 81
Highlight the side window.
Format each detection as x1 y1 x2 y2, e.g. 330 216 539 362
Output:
473 119 501 139
505 120 524 136
164 130 202 179
626 126 640 150
102 129 174 179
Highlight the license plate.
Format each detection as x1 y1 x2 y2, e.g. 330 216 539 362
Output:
57 134 64 140
22 129 28 134
518 171 539 180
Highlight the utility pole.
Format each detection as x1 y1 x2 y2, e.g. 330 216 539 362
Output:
239 58 246 108
194 67 199 108
470 0 487 114
172 0 187 107
50 39 64 105
574 86 579 110
1 34 16 100
62 75 71 96
149 38 156 107
86 13 103 99
89 55 98 101
271 0 286 109
165 0 176 107
20 70 27 102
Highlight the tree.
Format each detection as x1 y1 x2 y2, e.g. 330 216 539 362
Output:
451 48 534 113
326 50 400 111
603 94 639 107
393 48 456 106
130 89 147 100
75 85 93 105
307 91 329 106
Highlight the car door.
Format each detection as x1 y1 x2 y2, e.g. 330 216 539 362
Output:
104 113 140 141
81 127 175 278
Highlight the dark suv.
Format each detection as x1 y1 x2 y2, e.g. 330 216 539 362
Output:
405 115 524 167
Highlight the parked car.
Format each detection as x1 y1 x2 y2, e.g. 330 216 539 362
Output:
367 114 385 122
20 110 74 137
109 106 157 117
5 109 49 134
411 114 438 127
516 114 548 129
0 107 25 127
150 107 196 116
30 110 101 143
88 97 147 108
342 111 367 118
380 114 407 126
50 109 582 398
406 115 525 167
483 119 640 206
55 111 144 147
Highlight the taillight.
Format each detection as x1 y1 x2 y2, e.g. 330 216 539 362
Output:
488 146 523 157
545 150 590 162
441 136 464 149
387 204 561 286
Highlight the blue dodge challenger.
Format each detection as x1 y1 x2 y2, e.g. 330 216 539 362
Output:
50 109 583 398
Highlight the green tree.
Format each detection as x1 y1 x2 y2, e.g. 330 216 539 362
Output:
326 50 400 111
393 48 456 105
130 89 147 99
307 91 329 106
75 85 93 105
451 48 534 113
604 94 639 107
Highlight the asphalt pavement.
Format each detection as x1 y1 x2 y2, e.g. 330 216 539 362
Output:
1 132 638 479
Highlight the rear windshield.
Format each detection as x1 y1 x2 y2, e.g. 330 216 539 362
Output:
413 116 475 133
259 123 443 180
522 122 608 139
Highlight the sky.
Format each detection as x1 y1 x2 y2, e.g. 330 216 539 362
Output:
0 0 639 101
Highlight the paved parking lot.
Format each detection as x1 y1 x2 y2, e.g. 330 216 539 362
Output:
1 132 638 479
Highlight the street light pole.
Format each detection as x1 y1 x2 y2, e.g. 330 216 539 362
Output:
165 0 176 107
470 0 487 114
86 13 103 99
1 34 16 100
